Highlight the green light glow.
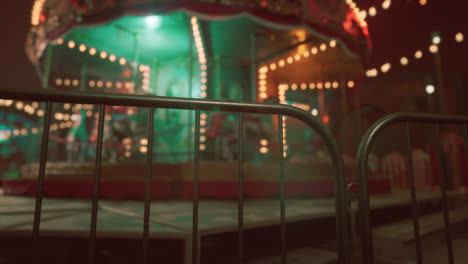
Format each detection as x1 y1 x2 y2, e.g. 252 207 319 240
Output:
145 16 161 28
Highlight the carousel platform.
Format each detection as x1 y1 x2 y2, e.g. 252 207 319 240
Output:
0 189 466 264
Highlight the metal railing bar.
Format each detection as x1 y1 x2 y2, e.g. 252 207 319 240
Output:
31 101 52 264
237 112 244 264
405 122 422 264
357 113 468 264
192 110 201 264
435 124 455 264
143 107 155 264
88 104 105 264
278 115 287 264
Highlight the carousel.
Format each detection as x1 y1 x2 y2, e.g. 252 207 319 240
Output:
0 0 389 200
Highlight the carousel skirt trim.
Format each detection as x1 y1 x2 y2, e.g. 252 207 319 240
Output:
2 179 390 200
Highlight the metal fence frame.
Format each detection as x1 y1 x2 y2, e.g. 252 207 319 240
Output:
356 112 468 264
0 88 349 264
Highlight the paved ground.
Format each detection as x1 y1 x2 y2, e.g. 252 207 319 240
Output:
1 190 467 264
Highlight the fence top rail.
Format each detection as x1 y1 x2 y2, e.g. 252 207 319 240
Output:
357 112 468 163
2 88 320 126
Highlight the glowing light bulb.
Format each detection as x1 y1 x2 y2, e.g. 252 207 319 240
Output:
79 44 86 52
419 0 427 6
311 109 318 116
425 84 435 94
140 146 148 153
100 51 107 59
380 63 391 73
16 101 24 110
311 47 318 54
429 44 438 54
359 10 367 20
414 50 423 59
89 48 96 56
109 54 116 62
382 0 391 10
400 57 409 65
332 81 339 89
368 7 377 16
455 32 464 43
432 35 441 45
309 83 315 90
56 78 63 85
119 58 126 65
329 39 337 48
259 66 269 74
347 80 355 88
68 40 75 49
320 43 327 51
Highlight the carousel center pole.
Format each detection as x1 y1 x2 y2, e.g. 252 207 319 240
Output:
250 33 257 102
132 33 141 94
41 45 54 89
80 63 88 92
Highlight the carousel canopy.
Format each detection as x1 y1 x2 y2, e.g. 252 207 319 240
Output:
28 0 371 66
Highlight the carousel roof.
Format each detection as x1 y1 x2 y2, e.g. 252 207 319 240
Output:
27 0 371 66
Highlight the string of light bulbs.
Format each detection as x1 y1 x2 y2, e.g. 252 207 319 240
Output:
356 0 432 22
257 39 339 100
366 32 464 78
190 16 209 151
257 38 343 157
55 38 149 93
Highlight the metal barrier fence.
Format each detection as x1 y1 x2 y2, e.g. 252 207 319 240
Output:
0 88 348 264
356 112 468 264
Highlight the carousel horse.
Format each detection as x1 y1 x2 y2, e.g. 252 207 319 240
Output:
207 113 273 161
430 131 468 190
89 113 148 163
381 149 431 190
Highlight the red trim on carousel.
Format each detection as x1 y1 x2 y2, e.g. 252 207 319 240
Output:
3 178 390 200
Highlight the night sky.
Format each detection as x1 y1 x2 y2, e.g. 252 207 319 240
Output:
0 0 466 91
